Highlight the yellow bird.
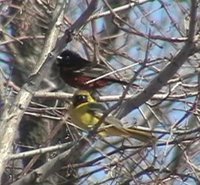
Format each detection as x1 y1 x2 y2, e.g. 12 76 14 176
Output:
69 90 156 142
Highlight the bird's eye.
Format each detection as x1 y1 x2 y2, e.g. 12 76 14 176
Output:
73 95 88 107
78 95 87 101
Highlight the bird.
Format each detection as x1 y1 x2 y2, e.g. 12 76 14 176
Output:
68 90 156 142
57 49 138 90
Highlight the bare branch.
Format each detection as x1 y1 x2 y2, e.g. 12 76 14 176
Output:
117 0 198 118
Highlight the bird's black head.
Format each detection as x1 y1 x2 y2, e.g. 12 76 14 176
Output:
57 49 90 71
72 90 96 107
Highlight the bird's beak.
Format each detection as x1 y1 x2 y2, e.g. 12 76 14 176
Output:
57 56 62 60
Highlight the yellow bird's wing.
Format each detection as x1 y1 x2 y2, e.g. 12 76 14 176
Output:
101 116 156 142
86 102 107 113
87 104 156 142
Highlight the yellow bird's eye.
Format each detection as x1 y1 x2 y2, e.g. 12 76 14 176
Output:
73 95 88 107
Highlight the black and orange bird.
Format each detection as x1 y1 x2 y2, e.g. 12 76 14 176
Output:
57 50 137 90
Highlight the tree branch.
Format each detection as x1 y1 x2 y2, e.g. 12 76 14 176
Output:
116 0 198 119
0 0 66 180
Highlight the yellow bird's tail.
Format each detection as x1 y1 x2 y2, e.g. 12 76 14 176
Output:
98 124 156 142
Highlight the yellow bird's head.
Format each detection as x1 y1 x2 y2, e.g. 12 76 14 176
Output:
72 90 96 107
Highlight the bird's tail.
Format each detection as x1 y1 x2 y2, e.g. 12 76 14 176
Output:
125 127 156 143
99 125 156 143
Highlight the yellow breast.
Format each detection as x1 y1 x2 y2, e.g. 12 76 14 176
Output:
69 103 99 130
